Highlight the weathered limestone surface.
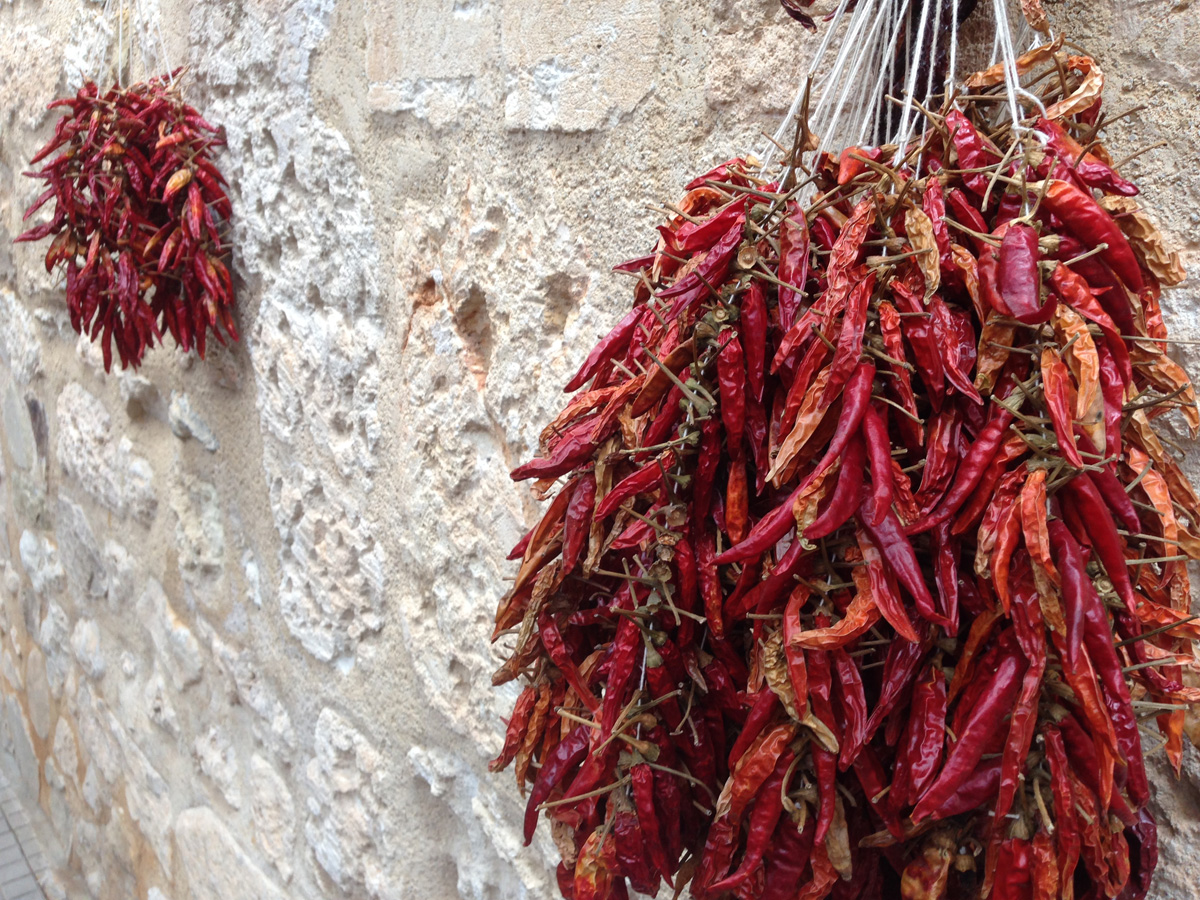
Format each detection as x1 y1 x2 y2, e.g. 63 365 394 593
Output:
0 1 1197 898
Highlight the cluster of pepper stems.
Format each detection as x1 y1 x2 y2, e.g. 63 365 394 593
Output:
492 41 1198 900
16 72 235 371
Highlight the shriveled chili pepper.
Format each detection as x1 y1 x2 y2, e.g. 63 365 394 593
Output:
878 300 923 447
524 725 591 843
1050 521 1149 806
805 433 866 540
864 634 929 744
782 586 811 704
729 689 781 770
926 756 1001 819
911 637 1026 821
890 662 946 811
630 761 675 886
512 418 602 481
999 222 1055 324
612 810 659 897
833 647 868 770
716 483 807 564
742 281 769 401
565 305 646 391
1062 475 1138 615
993 838 1033 900
806 360 876 486
539 611 600 713
910 405 1016 534
760 820 816 900
777 200 811 327
1040 346 1087 469
822 273 876 404
1036 116 1138 196
859 503 947 629
1039 178 1144 293
707 748 795 892
861 403 895 526
855 525 920 642
562 474 597 574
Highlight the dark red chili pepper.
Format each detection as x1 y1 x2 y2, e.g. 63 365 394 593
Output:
706 749 794 892
728 536 809 623
930 296 982 404
999 223 1055 324
511 419 601 481
822 273 875 404
760 819 816 900
861 403 894 527
891 279 945 408
859 503 947 629
806 360 876 485
856 526 921 642
805 433 866 540
1062 476 1138 616
864 631 930 744
564 305 645 392
893 663 946 809
878 300 923 447
718 328 747 452
1050 521 1149 806
729 689 780 769
946 186 990 251
932 521 960 631
833 647 868 769
1040 179 1144 293
910 406 1015 533
693 417 722 522
675 200 746 252
1097 343 1127 469
562 474 597 574
697 527 724 638
995 563 1047 822
946 110 1003 196
911 638 1026 821
1037 117 1138 196
659 215 746 316
538 611 600 713
524 725 591 843
630 762 675 886
742 281 769 401
927 756 1001 819
993 838 1033 900
491 685 538 773
716 482 805 564
777 200 811 327
612 811 659 897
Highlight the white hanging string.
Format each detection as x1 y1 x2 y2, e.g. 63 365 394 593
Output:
760 0 1057 188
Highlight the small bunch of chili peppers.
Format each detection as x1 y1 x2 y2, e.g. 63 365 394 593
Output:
492 40 1197 900
15 72 235 371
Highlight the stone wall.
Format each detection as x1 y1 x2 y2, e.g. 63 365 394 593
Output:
0 0 1198 898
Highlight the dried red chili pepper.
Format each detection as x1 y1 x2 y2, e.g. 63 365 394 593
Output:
1039 179 1144 293
777 200 811 327
912 638 1026 821
524 725 591 843
999 223 1055 324
742 282 769 401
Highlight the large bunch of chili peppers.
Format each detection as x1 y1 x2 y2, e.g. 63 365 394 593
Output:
15 73 235 371
492 41 1198 900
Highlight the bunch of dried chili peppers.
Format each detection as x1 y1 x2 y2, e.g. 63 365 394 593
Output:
492 40 1196 900
15 73 235 371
